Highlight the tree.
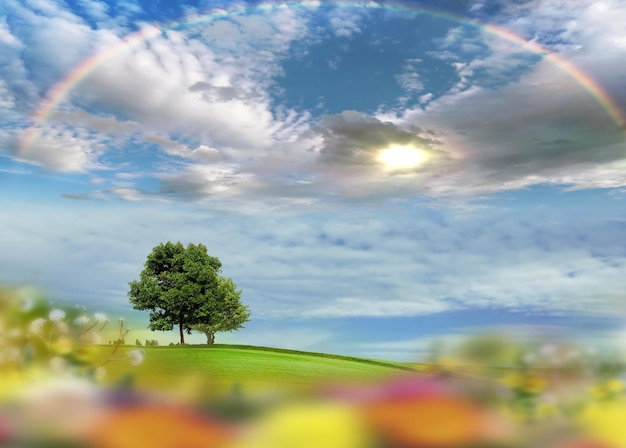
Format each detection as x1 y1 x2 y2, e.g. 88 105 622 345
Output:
127 242 250 345
189 277 250 344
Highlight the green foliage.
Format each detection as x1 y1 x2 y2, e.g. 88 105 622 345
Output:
128 242 250 344
190 277 250 344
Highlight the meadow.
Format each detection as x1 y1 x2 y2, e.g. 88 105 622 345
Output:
96 344 419 400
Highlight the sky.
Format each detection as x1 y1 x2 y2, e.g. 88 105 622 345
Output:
1 0 626 360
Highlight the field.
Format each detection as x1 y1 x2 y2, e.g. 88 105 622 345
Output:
96 344 420 401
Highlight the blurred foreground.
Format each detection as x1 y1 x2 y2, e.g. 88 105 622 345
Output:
2 289 626 448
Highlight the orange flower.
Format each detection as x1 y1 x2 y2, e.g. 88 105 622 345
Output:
87 404 234 448
361 395 488 448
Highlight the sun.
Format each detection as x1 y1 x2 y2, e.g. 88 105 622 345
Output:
377 145 425 170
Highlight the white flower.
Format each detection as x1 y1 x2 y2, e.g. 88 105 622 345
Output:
74 315 90 326
94 313 108 322
29 318 46 335
49 309 65 322
127 349 145 366
86 333 101 344
56 321 69 334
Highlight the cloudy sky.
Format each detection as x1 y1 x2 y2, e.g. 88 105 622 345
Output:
1 0 626 360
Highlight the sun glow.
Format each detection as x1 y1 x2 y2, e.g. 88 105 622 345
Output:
377 145 425 170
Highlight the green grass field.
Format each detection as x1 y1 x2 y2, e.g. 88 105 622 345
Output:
96 344 420 400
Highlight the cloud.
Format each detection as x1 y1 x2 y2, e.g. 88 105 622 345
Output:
312 110 449 170
326 7 367 38
4 125 109 172
143 135 221 164
1 201 625 322
48 110 141 135
157 164 257 200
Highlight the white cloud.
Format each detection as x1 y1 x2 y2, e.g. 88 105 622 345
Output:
8 125 109 172
327 8 366 38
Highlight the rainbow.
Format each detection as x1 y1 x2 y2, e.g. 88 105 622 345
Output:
26 0 626 132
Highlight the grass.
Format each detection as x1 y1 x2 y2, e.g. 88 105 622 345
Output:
94 344 420 400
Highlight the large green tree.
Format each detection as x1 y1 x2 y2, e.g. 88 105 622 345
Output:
127 242 250 344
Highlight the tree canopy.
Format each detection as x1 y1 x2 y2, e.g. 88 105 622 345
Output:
128 242 250 344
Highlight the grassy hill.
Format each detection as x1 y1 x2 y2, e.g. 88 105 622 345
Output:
96 344 419 400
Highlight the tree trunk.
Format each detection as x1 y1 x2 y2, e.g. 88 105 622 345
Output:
205 331 215 345
179 320 185 345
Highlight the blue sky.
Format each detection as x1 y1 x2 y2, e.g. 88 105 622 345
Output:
1 0 626 360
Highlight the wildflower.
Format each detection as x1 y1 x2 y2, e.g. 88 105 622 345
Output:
239 401 371 448
86 332 102 344
29 318 46 335
74 315 90 326
362 394 489 448
605 379 623 394
94 313 108 322
56 321 69 334
127 349 145 366
580 400 626 448
523 375 548 394
86 404 234 448
49 309 65 322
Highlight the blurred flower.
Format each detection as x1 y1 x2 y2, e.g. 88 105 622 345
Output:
29 318 46 335
588 379 624 400
49 309 65 322
127 350 145 366
361 391 491 447
233 401 370 448
580 400 626 448
56 321 69 333
74 316 90 326
94 313 108 322
86 404 233 448
86 332 102 344
0 413 13 444
605 379 624 394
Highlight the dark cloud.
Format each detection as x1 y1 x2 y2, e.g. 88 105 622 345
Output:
61 193 97 201
312 110 450 170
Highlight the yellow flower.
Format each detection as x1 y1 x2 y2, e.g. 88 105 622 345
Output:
523 375 547 394
580 400 626 448
536 402 559 419
501 373 523 388
0 370 24 399
233 401 371 448
605 379 624 394
589 384 607 400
